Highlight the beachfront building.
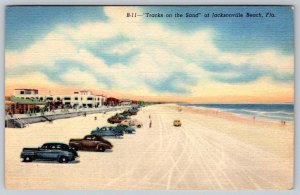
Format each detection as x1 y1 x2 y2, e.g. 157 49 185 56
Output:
106 97 119 106
119 98 132 106
13 89 106 109
5 96 47 114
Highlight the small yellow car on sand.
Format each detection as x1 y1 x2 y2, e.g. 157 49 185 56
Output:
173 119 181 127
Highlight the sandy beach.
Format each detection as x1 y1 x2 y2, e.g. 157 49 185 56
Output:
5 104 294 190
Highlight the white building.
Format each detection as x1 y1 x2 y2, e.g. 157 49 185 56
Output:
13 89 106 108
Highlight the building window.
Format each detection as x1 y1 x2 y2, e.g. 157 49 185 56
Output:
64 97 71 100
57 97 61 100
87 97 93 101
20 91 24 94
47 97 53 100
40 97 43 100
75 97 78 100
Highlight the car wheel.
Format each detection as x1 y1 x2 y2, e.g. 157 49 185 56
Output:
58 156 69 163
137 125 141 128
98 146 106 152
72 146 78 151
23 156 32 162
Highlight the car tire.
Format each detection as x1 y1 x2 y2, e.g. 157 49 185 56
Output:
137 125 141 128
98 146 106 152
23 156 33 162
58 156 69 163
72 146 79 151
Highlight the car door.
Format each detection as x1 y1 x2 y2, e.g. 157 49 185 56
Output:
37 145 57 160
48 145 62 160
36 145 49 160
81 136 97 150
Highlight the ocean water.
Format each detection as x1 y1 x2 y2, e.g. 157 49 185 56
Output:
180 104 294 121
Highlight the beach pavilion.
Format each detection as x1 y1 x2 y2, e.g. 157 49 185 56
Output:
5 96 47 115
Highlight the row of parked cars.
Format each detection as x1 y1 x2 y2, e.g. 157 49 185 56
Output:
20 107 142 163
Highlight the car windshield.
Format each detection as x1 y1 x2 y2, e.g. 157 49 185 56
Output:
41 144 49 149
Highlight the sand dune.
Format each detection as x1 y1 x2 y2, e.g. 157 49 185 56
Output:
5 104 293 189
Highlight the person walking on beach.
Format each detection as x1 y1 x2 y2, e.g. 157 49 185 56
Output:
149 119 152 128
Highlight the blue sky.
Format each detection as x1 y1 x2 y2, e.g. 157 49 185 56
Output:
5 6 294 102
142 6 294 54
6 6 294 53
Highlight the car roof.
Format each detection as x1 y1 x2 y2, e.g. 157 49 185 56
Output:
43 142 68 146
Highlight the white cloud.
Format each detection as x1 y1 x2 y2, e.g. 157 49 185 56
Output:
5 6 294 98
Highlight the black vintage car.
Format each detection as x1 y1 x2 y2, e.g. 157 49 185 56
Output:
21 143 78 163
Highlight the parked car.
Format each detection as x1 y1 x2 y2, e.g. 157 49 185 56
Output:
116 113 130 120
20 143 78 163
107 116 123 124
116 124 136 134
121 110 132 116
121 119 143 128
91 126 124 138
69 135 113 152
122 109 138 116
128 108 138 115
173 119 182 127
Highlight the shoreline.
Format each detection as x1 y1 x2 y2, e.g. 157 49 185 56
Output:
167 104 293 159
172 104 293 128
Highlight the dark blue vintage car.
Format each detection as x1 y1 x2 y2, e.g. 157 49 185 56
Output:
91 126 124 138
21 143 78 163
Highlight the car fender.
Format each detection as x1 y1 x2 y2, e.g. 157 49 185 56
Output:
69 143 82 150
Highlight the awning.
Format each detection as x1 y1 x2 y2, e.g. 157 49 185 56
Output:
10 96 47 105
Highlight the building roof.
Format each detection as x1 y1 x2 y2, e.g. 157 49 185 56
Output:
14 88 38 91
119 98 131 102
10 96 47 105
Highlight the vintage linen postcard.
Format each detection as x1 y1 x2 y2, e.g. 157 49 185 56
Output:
5 6 294 189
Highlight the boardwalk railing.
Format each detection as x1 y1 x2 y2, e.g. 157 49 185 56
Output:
5 106 131 128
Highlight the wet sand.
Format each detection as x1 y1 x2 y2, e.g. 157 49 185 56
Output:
5 104 294 189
